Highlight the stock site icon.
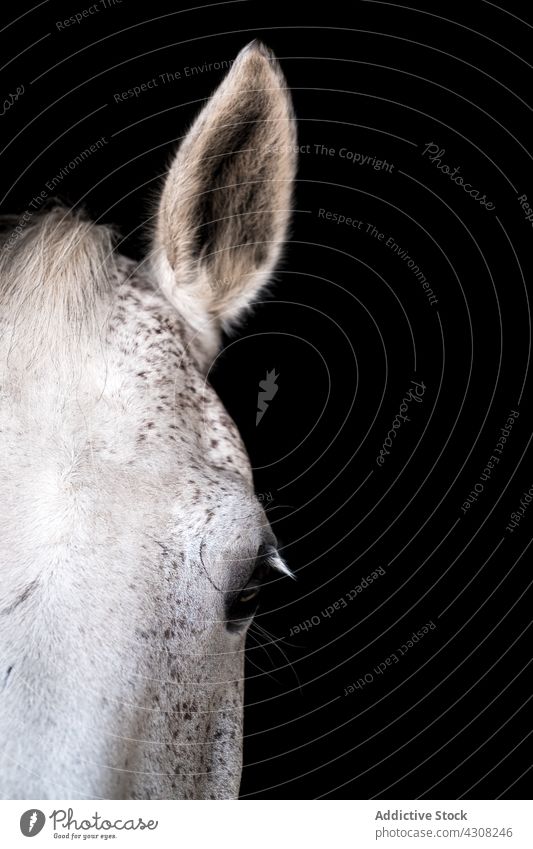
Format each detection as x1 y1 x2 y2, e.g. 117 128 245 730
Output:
20 810 46 837
256 369 279 425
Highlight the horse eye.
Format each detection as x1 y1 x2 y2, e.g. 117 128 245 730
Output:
227 559 272 631
238 585 261 604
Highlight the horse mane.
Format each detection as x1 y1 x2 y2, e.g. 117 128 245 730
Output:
0 205 117 353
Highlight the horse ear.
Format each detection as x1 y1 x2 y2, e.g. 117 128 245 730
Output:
152 41 296 336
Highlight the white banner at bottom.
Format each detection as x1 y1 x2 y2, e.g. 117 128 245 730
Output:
0 800 531 848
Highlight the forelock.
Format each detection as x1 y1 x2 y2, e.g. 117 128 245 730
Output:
0 206 117 357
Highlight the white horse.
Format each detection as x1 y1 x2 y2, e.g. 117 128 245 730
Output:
0 41 296 800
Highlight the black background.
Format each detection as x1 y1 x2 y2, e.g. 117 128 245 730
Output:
1 0 532 800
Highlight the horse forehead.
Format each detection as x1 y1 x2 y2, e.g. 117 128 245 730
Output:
101 274 252 479
0 265 252 488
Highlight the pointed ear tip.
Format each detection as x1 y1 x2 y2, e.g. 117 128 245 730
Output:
236 39 284 75
238 39 275 60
